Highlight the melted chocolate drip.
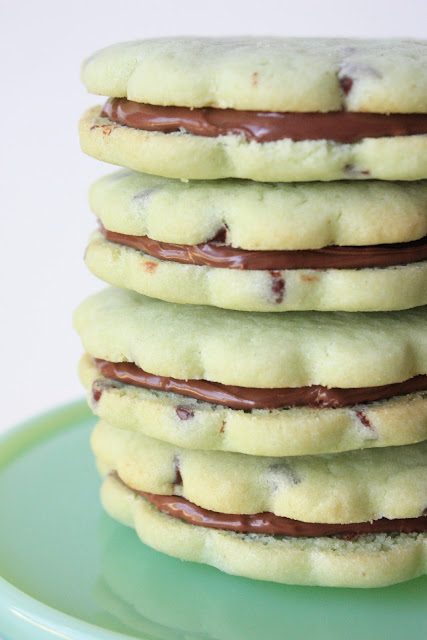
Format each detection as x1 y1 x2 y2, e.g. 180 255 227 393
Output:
101 226 427 271
102 98 427 144
94 359 427 410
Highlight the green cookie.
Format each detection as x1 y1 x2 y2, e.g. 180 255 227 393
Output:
80 38 427 181
102 473 427 588
80 354 427 457
73 288 427 389
85 230 427 312
80 107 427 182
82 38 427 113
92 420 427 523
90 170 427 250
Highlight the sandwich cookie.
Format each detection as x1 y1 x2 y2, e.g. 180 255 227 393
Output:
85 170 427 312
94 424 427 588
102 473 427 588
80 38 427 181
92 419 427 523
74 288 427 456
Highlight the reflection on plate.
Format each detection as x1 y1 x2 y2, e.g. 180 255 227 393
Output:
0 401 426 640
96 515 427 640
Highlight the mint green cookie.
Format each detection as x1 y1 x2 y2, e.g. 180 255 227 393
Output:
85 230 427 312
81 39 427 180
80 107 427 182
74 288 427 389
82 38 427 113
91 170 427 249
93 419 427 523
102 473 427 588
80 354 427 457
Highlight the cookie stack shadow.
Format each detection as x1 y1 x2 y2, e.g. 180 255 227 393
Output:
75 38 427 587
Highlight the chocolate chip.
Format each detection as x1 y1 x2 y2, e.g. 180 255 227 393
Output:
90 123 113 136
270 270 285 303
92 383 103 403
173 455 183 486
251 71 259 87
344 164 371 178
210 224 228 244
176 406 194 420
355 410 375 431
339 75 353 96
143 260 158 273
91 379 121 405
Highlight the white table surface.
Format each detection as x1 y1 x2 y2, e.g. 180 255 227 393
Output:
1 0 426 433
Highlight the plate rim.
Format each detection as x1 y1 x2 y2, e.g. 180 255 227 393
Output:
0 399 143 640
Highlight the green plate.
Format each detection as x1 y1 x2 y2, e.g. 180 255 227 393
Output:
0 401 426 640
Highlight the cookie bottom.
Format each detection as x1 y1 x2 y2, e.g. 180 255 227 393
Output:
102 473 427 588
80 355 427 456
80 107 427 182
85 232 427 312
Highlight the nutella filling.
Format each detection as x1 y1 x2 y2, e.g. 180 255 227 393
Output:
102 98 427 143
121 479 427 537
101 226 427 271
94 359 427 410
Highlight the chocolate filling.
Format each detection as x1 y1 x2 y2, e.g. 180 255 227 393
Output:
94 359 427 410
101 226 427 271
122 479 427 537
101 98 427 144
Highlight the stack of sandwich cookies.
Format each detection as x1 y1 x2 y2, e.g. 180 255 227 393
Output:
77 37 427 587
74 288 427 586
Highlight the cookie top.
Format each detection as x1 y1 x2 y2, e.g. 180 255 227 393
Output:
73 288 427 389
90 170 427 250
82 38 427 113
93 420 427 522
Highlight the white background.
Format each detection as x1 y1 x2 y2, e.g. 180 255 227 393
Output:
1 0 426 432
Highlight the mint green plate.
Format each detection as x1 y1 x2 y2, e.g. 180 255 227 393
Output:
0 401 426 640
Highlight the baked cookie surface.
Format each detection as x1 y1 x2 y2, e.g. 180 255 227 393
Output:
101 473 427 588
91 170 427 250
73 288 427 389
92 420 427 522
82 38 427 113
